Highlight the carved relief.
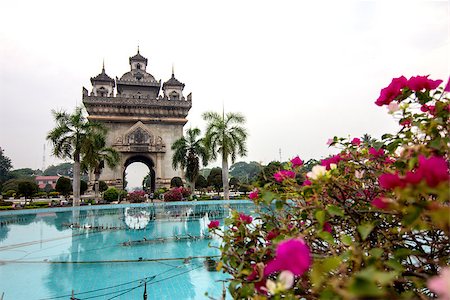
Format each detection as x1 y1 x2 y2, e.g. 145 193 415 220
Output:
128 127 151 145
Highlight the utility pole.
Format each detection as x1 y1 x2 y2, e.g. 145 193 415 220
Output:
279 148 282 162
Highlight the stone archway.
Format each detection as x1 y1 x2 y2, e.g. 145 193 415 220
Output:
123 155 156 193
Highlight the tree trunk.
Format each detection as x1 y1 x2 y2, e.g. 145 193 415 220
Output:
222 157 229 200
94 172 100 204
73 160 81 207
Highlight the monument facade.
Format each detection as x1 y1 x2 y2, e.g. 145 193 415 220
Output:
82 49 191 192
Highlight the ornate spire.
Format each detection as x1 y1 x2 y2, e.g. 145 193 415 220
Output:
137 44 140 54
172 63 174 77
102 59 105 73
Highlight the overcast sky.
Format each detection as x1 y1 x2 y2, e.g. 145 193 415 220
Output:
0 0 448 188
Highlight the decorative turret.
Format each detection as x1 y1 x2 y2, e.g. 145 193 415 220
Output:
90 62 115 97
129 46 148 71
163 67 185 100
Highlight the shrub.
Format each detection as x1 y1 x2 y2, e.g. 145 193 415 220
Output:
103 187 119 202
48 191 60 198
99 181 108 193
127 190 146 203
170 176 183 188
164 187 191 201
55 177 72 197
209 76 450 299
80 180 88 195
18 181 39 198
33 191 47 199
2 190 16 198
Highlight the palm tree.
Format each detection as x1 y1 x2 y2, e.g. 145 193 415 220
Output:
171 128 209 192
47 106 106 206
81 134 119 203
202 111 248 200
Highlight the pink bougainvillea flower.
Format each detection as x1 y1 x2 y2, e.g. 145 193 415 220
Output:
417 155 449 187
369 147 385 158
428 267 450 300
249 188 259 200
371 197 390 210
264 238 311 277
375 76 408 106
247 263 267 294
400 119 412 127
351 138 361 146
404 170 423 185
407 75 443 91
208 220 220 229
290 156 303 168
326 138 334 145
384 157 395 164
266 230 279 240
274 170 296 182
321 154 343 170
378 173 405 190
387 102 400 113
303 179 312 186
421 104 429 112
322 222 332 233
444 77 450 92
239 213 253 224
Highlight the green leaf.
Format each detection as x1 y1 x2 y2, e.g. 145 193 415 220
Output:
403 206 422 225
275 200 283 210
322 256 342 272
341 234 353 246
369 248 384 259
318 231 334 243
326 205 344 217
224 218 233 226
315 210 326 225
357 223 374 241
262 191 276 205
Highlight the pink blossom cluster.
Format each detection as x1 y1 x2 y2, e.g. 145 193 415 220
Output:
351 138 361 146
321 154 343 170
379 155 448 190
274 170 296 182
238 213 253 224
375 75 444 106
208 220 220 229
369 147 385 158
290 156 303 168
247 238 311 294
249 188 259 200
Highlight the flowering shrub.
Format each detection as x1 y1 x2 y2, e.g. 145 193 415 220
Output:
163 187 191 201
209 76 449 299
127 190 146 203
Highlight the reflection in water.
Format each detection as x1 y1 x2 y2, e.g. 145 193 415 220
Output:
0 202 254 299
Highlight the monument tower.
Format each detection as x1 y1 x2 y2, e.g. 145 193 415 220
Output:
82 49 192 192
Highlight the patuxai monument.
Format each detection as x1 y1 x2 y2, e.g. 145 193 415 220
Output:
82 48 191 192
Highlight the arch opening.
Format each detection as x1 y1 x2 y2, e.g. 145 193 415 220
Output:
123 155 155 193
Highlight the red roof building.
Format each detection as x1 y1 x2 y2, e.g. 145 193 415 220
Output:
35 176 60 189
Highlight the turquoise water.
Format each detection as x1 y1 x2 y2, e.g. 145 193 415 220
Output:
0 201 254 299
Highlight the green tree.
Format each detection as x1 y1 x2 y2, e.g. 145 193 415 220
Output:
203 111 248 200
256 161 283 186
229 177 240 191
171 128 209 192
81 132 119 203
44 163 73 176
103 187 119 202
195 174 208 191
0 147 12 185
9 168 36 179
55 177 72 198
99 181 108 193
207 167 223 194
47 106 106 206
80 180 88 195
170 176 183 188
230 161 262 184
18 181 38 199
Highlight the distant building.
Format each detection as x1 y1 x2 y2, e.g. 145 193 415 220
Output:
35 176 60 189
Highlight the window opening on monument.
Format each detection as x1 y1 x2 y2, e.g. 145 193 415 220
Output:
124 162 149 192
136 63 141 69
